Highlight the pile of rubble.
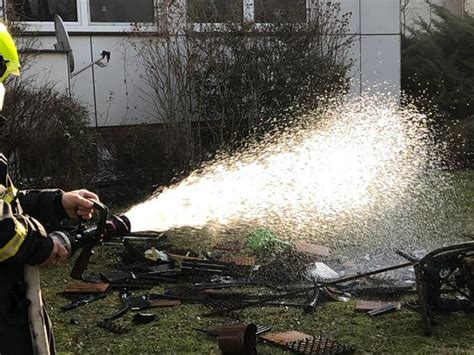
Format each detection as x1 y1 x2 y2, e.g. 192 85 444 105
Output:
59 233 474 354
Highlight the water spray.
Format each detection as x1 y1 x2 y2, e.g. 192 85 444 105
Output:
124 95 457 255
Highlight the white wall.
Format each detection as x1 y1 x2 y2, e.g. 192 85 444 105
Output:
360 0 401 96
87 36 154 127
333 0 401 98
20 51 70 92
466 0 474 13
15 0 401 126
402 0 467 34
20 34 155 127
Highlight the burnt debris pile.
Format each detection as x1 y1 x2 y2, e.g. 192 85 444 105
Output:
59 231 474 354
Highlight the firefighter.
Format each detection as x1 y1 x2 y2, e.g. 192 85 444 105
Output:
0 23 98 355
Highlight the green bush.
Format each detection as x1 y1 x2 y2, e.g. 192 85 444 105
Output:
401 6 474 167
135 1 354 162
0 83 96 189
110 124 178 202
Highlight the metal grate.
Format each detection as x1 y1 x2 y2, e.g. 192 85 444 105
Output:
261 331 353 355
288 334 354 355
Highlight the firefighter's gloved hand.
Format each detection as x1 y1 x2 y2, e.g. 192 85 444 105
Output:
62 189 99 220
41 237 69 265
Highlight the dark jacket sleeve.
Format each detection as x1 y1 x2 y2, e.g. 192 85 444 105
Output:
17 189 68 229
0 200 54 265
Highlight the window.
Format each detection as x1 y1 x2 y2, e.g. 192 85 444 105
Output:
254 0 306 23
10 0 78 22
187 0 243 23
188 0 307 25
89 0 154 23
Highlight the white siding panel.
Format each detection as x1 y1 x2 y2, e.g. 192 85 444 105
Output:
90 36 154 126
467 0 474 14
443 0 465 16
336 0 360 34
360 35 400 99
317 0 360 34
361 0 400 34
402 0 465 34
20 52 69 92
69 37 96 126
347 35 361 96
401 0 435 33
29 36 58 50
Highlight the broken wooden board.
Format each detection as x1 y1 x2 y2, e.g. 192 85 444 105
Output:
64 283 110 294
220 256 256 266
149 299 181 308
355 300 402 312
260 331 312 345
294 241 330 257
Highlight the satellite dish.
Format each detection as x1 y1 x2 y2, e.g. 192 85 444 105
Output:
53 14 110 79
54 14 75 73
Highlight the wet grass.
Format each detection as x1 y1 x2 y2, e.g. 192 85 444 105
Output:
41 258 474 355
41 169 474 354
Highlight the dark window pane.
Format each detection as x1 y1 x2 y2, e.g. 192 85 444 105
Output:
188 0 242 23
89 0 154 23
10 0 78 22
255 0 306 23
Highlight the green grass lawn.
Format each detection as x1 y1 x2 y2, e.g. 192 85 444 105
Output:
41 170 474 354
41 259 474 354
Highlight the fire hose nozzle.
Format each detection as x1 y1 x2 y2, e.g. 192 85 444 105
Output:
51 214 131 255
52 200 133 280
48 198 132 280
106 214 131 242
50 212 132 280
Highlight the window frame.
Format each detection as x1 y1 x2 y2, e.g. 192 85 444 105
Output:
7 0 82 26
3 0 311 34
87 0 157 27
189 0 312 32
4 0 160 33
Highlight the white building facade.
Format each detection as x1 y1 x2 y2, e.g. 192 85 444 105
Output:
468 0 474 13
1 0 402 127
402 0 474 34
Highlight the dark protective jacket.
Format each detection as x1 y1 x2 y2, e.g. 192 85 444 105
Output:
0 153 67 355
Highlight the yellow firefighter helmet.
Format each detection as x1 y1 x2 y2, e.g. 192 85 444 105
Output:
0 23 20 110
0 23 20 82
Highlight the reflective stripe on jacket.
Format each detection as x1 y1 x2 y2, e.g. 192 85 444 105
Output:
0 153 66 355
